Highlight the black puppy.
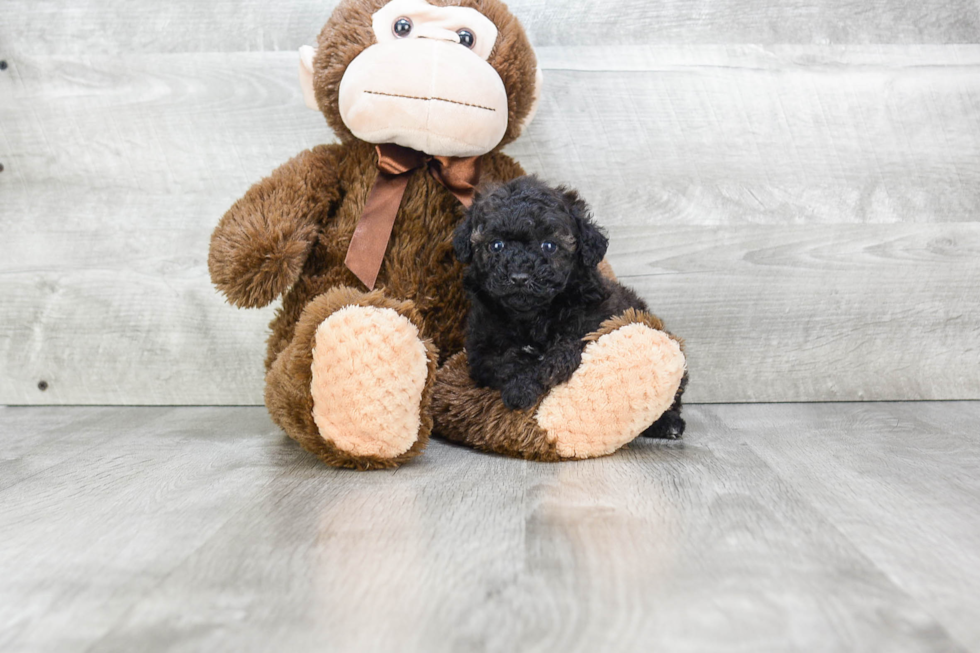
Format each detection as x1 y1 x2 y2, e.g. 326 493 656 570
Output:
453 176 686 439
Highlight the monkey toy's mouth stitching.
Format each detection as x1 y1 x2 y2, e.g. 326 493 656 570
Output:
363 90 496 112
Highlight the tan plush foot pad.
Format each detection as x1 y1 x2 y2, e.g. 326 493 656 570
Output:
311 305 430 458
536 323 686 459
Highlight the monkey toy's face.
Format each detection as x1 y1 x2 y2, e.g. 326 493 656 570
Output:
300 0 541 158
339 0 508 156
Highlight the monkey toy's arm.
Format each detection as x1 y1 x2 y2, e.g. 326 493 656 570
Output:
208 144 344 309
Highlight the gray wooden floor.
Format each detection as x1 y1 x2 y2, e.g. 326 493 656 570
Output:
1 403 978 653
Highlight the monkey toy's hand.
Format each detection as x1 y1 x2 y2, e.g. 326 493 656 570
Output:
501 374 545 411
209 146 342 309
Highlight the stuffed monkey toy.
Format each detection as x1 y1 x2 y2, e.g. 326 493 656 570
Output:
209 0 687 470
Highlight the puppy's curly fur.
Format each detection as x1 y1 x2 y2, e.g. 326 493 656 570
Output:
453 176 686 439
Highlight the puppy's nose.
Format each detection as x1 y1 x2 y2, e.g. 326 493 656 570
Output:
510 272 530 285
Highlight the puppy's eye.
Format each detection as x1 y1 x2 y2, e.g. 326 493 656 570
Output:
541 241 558 255
457 29 476 48
393 17 413 37
489 240 505 253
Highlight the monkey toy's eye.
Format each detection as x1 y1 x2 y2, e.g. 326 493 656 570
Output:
489 240 505 253
541 241 558 255
457 29 476 48
393 17 413 37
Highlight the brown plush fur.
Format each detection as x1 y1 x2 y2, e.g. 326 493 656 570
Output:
584 308 683 351
209 147 343 309
211 0 685 468
257 141 527 369
431 352 563 461
209 0 535 469
251 142 525 469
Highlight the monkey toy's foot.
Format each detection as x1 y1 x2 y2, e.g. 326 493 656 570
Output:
265 287 437 470
311 304 431 458
432 310 685 461
536 315 685 458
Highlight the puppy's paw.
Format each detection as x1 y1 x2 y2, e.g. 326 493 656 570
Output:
641 410 686 440
544 342 583 387
502 379 544 411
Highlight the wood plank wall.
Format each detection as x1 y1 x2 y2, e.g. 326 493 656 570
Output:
1 1 979 405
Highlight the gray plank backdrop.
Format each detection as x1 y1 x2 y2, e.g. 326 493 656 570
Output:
1 1 979 405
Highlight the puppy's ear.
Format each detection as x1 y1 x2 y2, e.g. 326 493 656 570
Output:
455 185 497 263
453 212 476 264
563 188 608 268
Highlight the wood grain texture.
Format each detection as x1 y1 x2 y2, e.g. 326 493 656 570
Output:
0 406 307 653
2 46 978 404
3 223 978 404
613 223 980 402
1 403 978 651
0 406 119 491
713 402 980 649
3 0 979 56
520 45 980 227
3 47 979 226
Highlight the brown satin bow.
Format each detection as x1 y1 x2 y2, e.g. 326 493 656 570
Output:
344 143 482 290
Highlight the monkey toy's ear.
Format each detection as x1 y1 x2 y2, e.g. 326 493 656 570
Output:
563 188 608 268
299 45 319 111
518 67 545 134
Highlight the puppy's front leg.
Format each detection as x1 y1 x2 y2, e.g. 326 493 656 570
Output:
501 373 545 411
537 339 584 388
476 343 547 410
501 340 583 410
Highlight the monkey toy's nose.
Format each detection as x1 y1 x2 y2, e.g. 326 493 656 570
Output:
510 272 530 285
